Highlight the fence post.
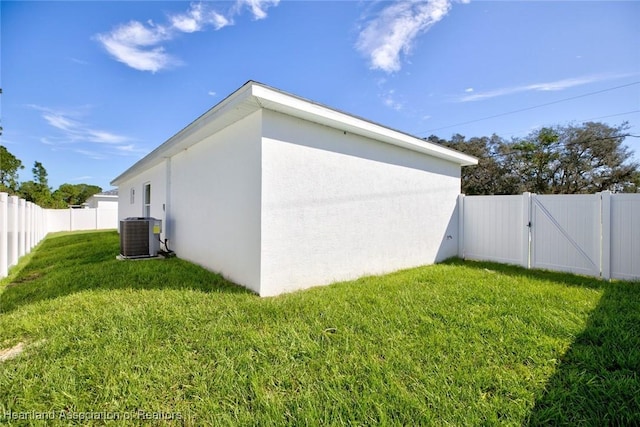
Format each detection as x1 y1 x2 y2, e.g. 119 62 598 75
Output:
18 198 25 257
32 204 37 247
35 205 41 244
458 194 465 259
27 202 32 251
601 190 611 280
521 192 531 269
41 206 46 241
9 196 18 267
25 202 32 254
35 205 40 243
0 193 8 278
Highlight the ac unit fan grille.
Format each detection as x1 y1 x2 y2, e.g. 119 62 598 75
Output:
120 220 151 257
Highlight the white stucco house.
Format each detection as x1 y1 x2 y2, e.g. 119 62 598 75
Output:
85 189 118 209
111 81 477 296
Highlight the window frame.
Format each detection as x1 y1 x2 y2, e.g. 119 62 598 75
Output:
143 182 151 217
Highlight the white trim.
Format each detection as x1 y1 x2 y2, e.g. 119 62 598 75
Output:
111 81 477 186
251 84 478 166
143 182 151 217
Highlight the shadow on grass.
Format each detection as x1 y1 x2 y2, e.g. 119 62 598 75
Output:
441 258 607 290
0 231 252 313
443 258 640 424
527 280 640 425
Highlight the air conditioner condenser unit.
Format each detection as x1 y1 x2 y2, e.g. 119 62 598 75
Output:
119 217 162 259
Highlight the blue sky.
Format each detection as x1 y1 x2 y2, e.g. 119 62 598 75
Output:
2 0 639 191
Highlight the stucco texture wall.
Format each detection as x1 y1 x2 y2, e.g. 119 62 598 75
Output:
115 107 463 297
170 110 263 293
259 110 461 296
117 162 167 229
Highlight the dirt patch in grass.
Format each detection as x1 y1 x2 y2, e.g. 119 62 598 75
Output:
0 342 25 362
6 273 44 288
0 340 46 363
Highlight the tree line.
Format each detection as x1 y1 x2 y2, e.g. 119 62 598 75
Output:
0 146 102 208
427 121 640 195
1 121 638 205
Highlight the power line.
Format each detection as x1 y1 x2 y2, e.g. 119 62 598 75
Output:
584 109 640 122
485 110 640 141
455 134 640 161
420 81 640 135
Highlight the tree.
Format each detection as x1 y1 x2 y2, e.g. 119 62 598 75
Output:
627 171 640 193
17 181 41 203
556 122 638 193
32 161 48 189
18 161 59 207
0 149 108 206
508 122 638 194
432 133 519 195
53 183 102 206
503 127 562 194
434 121 639 195
0 145 24 194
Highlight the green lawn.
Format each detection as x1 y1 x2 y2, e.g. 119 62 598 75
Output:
0 231 638 425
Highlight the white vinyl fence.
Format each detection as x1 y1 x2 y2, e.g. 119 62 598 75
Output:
0 192 118 279
45 207 118 233
459 191 640 281
0 193 47 278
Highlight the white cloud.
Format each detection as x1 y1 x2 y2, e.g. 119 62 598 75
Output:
171 3 205 32
170 3 232 33
464 87 474 93
96 1 279 72
31 105 144 159
86 130 130 144
42 112 80 132
114 144 148 155
356 0 462 73
211 12 232 30
208 91 217 96
71 175 93 182
96 21 175 73
237 0 280 20
381 89 403 111
457 73 632 102
74 149 108 160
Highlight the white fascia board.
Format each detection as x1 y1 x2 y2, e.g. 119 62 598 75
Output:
111 83 259 186
111 81 477 186
250 84 478 166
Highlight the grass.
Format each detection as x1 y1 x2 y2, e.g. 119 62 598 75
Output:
0 231 638 425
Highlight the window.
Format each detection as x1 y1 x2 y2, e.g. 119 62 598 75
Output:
130 188 135 204
143 183 151 217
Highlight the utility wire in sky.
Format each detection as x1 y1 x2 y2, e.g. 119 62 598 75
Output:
488 110 640 142
583 109 640 122
420 81 640 135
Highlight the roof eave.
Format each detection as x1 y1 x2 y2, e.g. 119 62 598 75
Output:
111 82 258 186
111 81 478 186
250 84 478 166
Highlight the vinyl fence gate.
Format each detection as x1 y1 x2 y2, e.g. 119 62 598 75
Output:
458 191 640 281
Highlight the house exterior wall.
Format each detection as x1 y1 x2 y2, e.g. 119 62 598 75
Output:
259 110 461 296
169 110 263 293
87 197 118 210
117 162 167 234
